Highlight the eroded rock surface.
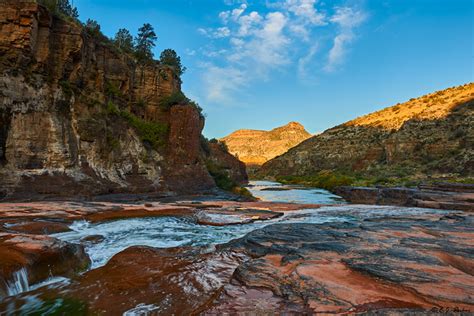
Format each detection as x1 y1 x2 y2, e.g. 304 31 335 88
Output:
0 233 89 298
335 183 474 211
1 206 472 314
210 213 474 314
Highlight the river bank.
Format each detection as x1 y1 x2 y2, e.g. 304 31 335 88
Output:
0 183 473 314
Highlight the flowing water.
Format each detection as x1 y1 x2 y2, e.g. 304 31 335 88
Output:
51 181 445 269
1 181 450 311
247 180 346 204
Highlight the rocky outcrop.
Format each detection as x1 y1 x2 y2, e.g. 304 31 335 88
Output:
0 233 90 298
221 121 311 167
204 141 248 186
0 1 245 199
334 182 474 211
259 84 474 180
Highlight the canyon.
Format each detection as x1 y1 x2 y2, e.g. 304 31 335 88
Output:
0 1 473 315
0 0 246 200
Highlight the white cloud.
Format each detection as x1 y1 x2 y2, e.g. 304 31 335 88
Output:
227 11 290 70
325 7 367 72
198 2 367 102
285 0 326 25
298 43 319 79
197 27 231 39
237 11 263 36
203 64 247 103
330 6 367 29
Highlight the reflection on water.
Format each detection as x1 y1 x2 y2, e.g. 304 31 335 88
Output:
247 180 346 204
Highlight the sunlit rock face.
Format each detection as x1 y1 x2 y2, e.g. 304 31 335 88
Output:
0 1 246 199
221 121 311 167
259 84 474 179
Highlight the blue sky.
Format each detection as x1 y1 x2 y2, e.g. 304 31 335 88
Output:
73 0 473 138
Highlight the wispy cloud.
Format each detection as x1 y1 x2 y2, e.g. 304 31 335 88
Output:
325 7 367 72
196 1 368 103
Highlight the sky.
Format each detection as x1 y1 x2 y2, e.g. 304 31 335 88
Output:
73 0 473 138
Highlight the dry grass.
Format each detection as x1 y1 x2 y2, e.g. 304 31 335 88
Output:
346 83 474 130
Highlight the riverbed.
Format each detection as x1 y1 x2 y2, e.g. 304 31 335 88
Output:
1 181 459 314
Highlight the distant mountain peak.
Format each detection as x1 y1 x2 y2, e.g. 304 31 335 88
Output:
221 122 311 167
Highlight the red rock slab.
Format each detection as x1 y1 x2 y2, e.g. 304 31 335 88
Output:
0 220 70 235
200 200 322 212
56 246 247 315
84 205 194 222
195 208 283 226
0 201 195 222
209 214 474 314
0 233 90 297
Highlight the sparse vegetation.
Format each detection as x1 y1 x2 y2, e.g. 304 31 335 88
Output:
103 101 167 149
37 0 79 19
84 19 102 38
206 161 236 191
159 91 189 110
119 111 168 149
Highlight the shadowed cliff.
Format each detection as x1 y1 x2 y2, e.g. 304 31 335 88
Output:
0 0 246 199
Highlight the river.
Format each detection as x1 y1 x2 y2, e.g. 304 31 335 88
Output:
2 181 450 313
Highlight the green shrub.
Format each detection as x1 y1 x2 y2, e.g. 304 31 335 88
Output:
119 111 168 149
277 170 354 190
159 91 189 110
206 161 236 191
106 131 120 150
106 101 119 115
59 80 74 98
105 81 122 98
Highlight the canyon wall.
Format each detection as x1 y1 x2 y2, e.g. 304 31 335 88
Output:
0 0 245 199
259 84 474 180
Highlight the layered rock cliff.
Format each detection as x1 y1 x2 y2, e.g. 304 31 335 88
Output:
0 0 246 199
259 84 474 181
221 122 311 167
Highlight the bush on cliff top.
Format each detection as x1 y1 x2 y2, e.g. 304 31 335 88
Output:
159 92 204 117
37 0 79 19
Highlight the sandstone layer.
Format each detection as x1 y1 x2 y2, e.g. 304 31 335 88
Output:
0 1 246 200
221 122 311 167
335 182 474 211
259 84 474 181
1 203 472 314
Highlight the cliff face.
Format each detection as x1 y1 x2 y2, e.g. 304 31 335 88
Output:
221 122 311 167
259 84 474 180
0 1 244 199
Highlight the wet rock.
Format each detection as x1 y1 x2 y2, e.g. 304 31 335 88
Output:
80 235 105 244
334 185 474 211
0 233 90 297
213 214 474 313
53 246 245 315
195 208 282 226
260 187 292 191
1 220 70 235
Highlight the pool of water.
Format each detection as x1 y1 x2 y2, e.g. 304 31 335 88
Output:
247 180 346 204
